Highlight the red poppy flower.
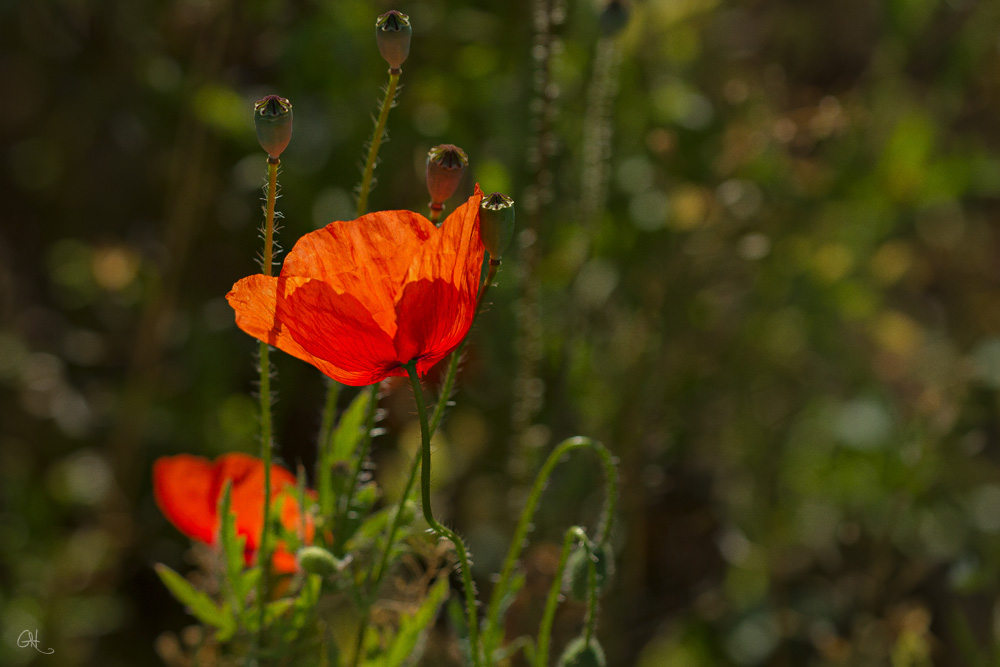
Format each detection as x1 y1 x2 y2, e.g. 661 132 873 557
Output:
226 186 485 386
153 453 313 574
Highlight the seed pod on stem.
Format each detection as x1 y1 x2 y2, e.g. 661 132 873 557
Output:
480 192 515 258
254 95 293 160
426 144 468 223
376 10 411 73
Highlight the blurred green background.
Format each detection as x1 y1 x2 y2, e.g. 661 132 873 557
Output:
4 0 1000 664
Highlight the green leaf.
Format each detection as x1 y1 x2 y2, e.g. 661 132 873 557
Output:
346 500 418 554
155 563 236 640
217 482 248 614
320 389 372 518
244 597 295 633
332 389 372 462
382 576 451 667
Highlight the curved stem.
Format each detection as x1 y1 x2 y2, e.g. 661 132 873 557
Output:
406 362 482 667
582 538 598 644
536 526 588 667
351 261 498 667
356 71 401 218
483 436 617 659
256 156 279 647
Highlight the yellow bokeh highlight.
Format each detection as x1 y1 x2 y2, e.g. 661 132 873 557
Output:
668 184 710 231
872 311 923 357
812 243 853 282
869 240 913 285
91 246 139 291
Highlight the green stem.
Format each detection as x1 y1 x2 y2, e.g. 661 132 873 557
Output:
256 156 279 650
357 71 401 218
536 526 588 667
406 361 482 667
482 436 617 660
584 536 598 644
352 259 499 667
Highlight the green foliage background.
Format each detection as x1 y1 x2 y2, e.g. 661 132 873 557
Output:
3 0 1000 664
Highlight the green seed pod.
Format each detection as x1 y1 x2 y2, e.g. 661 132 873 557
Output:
297 546 342 577
564 542 614 601
376 10 411 71
557 637 607 667
426 144 469 207
480 192 515 258
254 95 293 159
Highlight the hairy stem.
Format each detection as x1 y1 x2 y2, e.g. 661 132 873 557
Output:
536 526 588 667
483 436 617 659
407 362 481 667
256 155 279 649
352 259 499 667
356 71 401 217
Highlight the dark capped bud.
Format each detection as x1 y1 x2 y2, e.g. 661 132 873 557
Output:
599 0 629 36
254 95 293 159
426 144 469 207
480 192 515 258
376 10 411 71
557 637 607 667
296 546 344 577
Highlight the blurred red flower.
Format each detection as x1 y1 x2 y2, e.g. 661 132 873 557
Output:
226 186 485 386
153 453 312 574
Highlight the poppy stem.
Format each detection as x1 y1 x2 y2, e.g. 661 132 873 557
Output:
536 526 590 667
406 361 482 667
481 436 617 660
354 261 501 667
256 155 279 649
357 71 401 217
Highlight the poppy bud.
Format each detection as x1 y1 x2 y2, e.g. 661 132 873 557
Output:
376 10 411 72
557 637 607 667
563 542 613 601
297 546 343 577
599 0 629 36
426 144 468 214
480 192 515 258
254 95 293 159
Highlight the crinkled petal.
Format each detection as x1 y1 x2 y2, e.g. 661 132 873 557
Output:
280 211 434 336
393 278 476 374
227 275 380 384
406 184 485 301
278 279 400 386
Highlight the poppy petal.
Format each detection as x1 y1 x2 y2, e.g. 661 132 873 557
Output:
406 184 485 297
278 279 400 386
216 453 297 555
228 275 368 382
228 187 485 386
393 278 474 374
153 455 218 545
280 210 435 335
